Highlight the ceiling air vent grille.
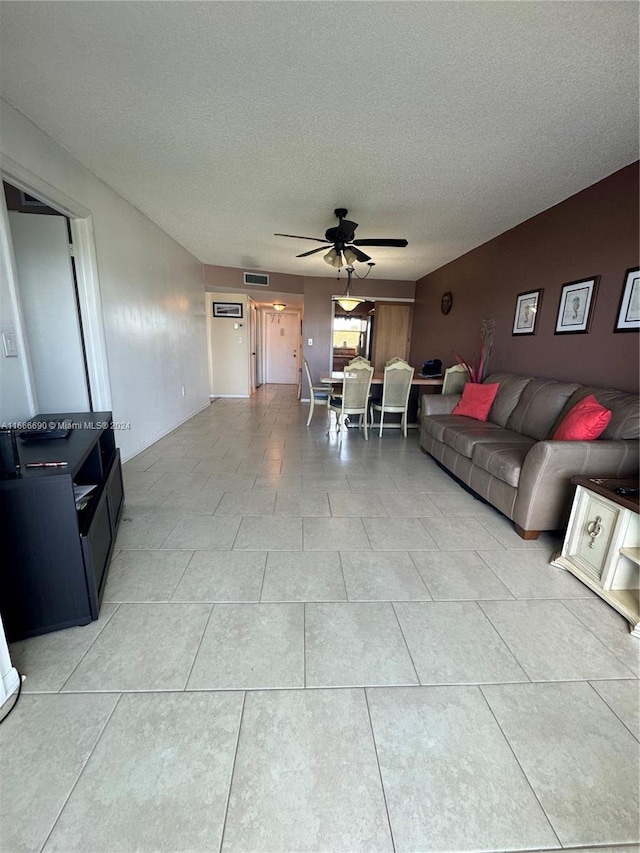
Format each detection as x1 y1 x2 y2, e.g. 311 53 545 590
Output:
244 272 269 286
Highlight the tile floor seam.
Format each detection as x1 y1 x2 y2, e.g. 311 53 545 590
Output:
363 687 398 853
586 679 640 743
38 692 124 853
182 602 216 691
477 684 563 849
217 690 247 853
389 601 422 686
475 600 533 684
558 599 639 676
56 603 122 693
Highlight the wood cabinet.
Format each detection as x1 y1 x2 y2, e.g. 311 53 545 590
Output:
551 477 639 636
0 412 124 642
371 302 413 371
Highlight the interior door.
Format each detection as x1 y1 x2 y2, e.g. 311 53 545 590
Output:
8 212 90 412
371 302 413 371
264 311 299 384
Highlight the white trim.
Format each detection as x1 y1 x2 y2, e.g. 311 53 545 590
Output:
210 394 250 399
0 188 38 414
0 155 112 411
1 667 20 708
120 401 211 462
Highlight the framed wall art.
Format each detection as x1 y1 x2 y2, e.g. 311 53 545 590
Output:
213 302 243 318
554 277 599 335
512 289 543 336
614 267 640 332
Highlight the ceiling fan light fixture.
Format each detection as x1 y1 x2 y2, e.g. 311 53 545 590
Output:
272 302 286 312
342 247 358 266
323 247 343 268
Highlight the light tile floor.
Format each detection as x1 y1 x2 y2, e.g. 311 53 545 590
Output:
3 385 639 853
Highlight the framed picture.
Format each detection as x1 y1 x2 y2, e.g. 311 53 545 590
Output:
213 302 243 318
614 267 640 332
512 289 543 336
554 277 599 335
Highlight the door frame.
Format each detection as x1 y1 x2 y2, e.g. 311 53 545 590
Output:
1 155 112 412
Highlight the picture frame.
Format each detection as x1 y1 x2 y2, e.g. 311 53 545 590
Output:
614 267 640 332
213 302 243 318
554 277 599 335
512 289 543 336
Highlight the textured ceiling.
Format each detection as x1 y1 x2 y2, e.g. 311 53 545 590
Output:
0 2 638 280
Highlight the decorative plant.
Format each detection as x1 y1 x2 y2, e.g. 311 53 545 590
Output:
454 318 496 383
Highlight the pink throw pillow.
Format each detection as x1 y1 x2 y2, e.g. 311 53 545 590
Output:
553 394 612 441
452 382 500 422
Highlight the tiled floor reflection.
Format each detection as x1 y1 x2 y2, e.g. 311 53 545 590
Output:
4 384 639 852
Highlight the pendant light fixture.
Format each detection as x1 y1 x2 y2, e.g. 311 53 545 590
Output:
335 266 364 313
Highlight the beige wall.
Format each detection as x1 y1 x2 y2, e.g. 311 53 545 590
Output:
409 162 640 393
206 292 250 397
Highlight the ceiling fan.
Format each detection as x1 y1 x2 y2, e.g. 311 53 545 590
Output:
275 208 408 268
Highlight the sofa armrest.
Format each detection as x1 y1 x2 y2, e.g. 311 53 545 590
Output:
514 439 640 532
421 394 461 418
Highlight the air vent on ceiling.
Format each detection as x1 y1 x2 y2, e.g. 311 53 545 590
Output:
244 272 269 286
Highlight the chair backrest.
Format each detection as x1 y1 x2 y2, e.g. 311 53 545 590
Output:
385 356 404 366
341 363 374 411
381 360 415 409
302 356 313 391
442 364 469 395
347 355 371 367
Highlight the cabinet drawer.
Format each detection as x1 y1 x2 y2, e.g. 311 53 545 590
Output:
575 493 620 583
81 488 113 614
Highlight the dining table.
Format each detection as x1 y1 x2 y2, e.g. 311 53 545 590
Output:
319 371 444 429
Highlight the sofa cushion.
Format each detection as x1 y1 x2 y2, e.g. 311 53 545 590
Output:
553 386 640 440
471 441 535 488
484 373 532 427
553 394 612 440
421 414 466 443
441 423 530 459
506 378 579 440
452 383 499 421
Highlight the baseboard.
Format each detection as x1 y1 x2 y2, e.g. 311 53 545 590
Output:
121 401 212 462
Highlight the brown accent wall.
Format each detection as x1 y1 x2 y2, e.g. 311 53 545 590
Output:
409 162 639 393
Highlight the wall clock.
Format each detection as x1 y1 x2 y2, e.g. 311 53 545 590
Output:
441 292 453 315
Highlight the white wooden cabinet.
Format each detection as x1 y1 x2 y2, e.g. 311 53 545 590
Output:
551 478 639 637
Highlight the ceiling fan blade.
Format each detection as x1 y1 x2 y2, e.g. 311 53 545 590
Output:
274 233 329 243
296 246 327 258
347 246 372 263
334 218 358 242
352 238 409 247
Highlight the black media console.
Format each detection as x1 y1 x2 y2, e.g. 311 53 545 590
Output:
0 412 124 642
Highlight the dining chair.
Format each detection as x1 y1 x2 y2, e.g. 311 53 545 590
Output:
302 356 331 426
370 359 415 437
441 364 469 395
328 362 374 439
347 355 371 366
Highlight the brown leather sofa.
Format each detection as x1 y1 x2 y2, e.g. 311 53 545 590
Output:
419 373 639 539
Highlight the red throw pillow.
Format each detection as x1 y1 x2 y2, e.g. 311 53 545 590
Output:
452 382 499 421
553 394 612 441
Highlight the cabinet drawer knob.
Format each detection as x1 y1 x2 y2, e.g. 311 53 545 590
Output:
587 515 603 548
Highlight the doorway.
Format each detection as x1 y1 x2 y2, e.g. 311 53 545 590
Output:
6 185 92 412
1 167 111 416
264 310 300 384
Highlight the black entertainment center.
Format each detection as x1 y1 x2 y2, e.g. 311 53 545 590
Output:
0 412 124 642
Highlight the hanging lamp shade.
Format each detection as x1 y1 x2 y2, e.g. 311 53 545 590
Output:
335 266 364 312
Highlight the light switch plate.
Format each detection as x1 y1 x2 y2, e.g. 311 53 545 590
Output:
2 330 18 357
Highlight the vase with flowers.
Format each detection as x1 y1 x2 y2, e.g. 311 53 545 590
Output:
454 318 496 383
